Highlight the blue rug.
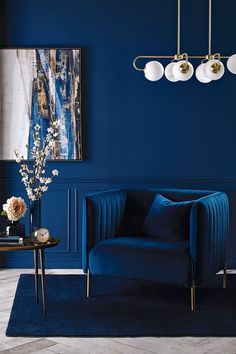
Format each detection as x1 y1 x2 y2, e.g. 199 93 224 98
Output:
6 274 236 337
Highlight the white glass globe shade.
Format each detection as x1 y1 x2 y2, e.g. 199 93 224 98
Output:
227 54 236 74
144 61 164 81
172 60 194 81
195 63 212 83
204 59 225 80
164 63 179 82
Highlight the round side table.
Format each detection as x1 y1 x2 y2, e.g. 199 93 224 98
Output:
0 237 60 316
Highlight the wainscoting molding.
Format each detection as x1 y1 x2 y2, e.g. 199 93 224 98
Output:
0 177 236 269
41 188 71 253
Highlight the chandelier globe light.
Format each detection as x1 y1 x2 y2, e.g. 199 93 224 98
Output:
227 54 236 74
195 64 212 83
165 63 179 82
133 0 236 83
172 58 194 81
144 61 164 81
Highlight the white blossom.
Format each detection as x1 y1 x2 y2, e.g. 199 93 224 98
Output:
45 178 52 184
41 186 48 192
52 169 59 176
14 121 60 201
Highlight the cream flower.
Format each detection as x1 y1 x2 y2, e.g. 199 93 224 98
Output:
3 197 27 222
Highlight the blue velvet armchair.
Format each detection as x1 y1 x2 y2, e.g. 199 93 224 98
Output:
82 188 229 310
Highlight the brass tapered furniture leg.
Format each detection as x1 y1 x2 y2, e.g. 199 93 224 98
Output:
223 266 227 289
191 281 196 311
39 248 47 317
34 249 39 304
86 269 90 298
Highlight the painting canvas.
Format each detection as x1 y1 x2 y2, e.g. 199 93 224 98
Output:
0 48 82 160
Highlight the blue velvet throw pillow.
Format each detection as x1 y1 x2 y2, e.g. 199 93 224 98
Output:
142 194 193 241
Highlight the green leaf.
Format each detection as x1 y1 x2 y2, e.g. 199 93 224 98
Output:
1 211 7 217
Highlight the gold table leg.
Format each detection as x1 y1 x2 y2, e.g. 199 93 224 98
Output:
39 248 47 317
34 249 39 304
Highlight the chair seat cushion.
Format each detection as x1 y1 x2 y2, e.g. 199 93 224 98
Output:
89 237 191 286
142 194 193 241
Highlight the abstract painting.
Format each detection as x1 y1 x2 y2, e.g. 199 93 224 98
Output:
0 48 82 160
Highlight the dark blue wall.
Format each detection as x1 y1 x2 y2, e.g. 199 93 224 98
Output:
1 0 236 268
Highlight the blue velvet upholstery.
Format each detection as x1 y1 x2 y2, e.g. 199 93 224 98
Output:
89 237 190 285
82 189 229 288
142 194 193 241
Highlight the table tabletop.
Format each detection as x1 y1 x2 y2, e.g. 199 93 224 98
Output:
0 237 60 252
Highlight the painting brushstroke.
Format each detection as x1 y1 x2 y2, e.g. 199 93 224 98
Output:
0 48 82 160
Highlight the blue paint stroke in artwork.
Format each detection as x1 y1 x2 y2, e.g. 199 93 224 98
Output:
28 78 40 159
27 48 82 160
56 49 70 159
65 50 74 158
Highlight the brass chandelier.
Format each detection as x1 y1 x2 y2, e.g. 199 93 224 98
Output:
133 0 236 83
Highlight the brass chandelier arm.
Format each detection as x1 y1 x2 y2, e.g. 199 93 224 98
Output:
133 56 174 71
133 55 230 71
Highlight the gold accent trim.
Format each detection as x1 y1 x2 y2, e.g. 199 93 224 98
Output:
174 54 182 60
180 62 189 74
211 62 221 73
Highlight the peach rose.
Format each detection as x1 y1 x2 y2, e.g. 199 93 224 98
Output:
3 197 27 222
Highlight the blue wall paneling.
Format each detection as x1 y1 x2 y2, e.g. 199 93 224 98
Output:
0 0 236 268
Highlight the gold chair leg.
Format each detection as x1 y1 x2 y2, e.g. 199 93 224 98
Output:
191 281 196 311
86 269 90 298
223 266 227 289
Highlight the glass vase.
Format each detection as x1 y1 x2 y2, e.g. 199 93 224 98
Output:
30 199 41 235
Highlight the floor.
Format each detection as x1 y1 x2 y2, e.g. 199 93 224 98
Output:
0 269 236 354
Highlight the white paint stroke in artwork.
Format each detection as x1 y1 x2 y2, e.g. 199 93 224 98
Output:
0 50 34 159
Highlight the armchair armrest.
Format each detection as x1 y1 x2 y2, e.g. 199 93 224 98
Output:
190 192 229 285
82 189 127 271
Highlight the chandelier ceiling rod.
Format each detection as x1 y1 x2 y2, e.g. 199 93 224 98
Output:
177 0 181 56
208 0 212 55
